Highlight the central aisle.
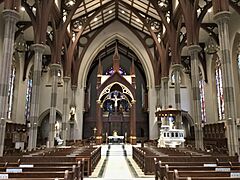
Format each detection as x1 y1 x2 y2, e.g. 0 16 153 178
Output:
86 144 154 180
103 144 132 179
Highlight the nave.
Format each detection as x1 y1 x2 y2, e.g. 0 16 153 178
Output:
86 144 154 180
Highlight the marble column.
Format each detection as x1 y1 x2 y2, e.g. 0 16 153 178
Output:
155 85 161 137
188 45 204 150
161 77 169 127
27 44 45 150
71 85 77 108
214 11 239 155
0 10 20 156
130 100 136 145
74 87 84 140
96 100 102 144
155 85 161 109
172 64 183 129
48 64 61 147
161 77 169 110
62 76 70 145
70 85 77 140
0 118 6 157
148 87 158 139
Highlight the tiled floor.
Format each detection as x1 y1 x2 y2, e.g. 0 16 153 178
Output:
86 144 154 180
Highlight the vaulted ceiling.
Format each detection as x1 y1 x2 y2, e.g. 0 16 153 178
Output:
70 0 160 36
1 0 240 85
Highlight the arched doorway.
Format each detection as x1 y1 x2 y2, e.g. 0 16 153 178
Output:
37 111 62 146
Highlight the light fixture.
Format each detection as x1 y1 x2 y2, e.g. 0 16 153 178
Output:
65 0 76 7
109 10 112 14
20 6 25 11
15 31 28 52
208 7 212 13
158 0 167 7
205 33 219 54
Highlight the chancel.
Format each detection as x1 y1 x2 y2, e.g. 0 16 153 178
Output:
108 130 124 144
0 0 240 180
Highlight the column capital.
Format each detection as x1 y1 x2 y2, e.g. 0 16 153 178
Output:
2 9 20 22
63 76 71 82
50 63 61 71
155 85 161 90
131 100 136 104
161 76 169 83
0 118 5 125
188 45 202 54
30 44 46 54
213 11 231 24
71 85 77 90
171 64 184 71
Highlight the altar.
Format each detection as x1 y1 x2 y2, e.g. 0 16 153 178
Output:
107 135 124 144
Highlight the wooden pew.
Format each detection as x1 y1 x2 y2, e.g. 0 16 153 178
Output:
0 170 73 179
155 160 240 180
173 169 240 180
0 157 83 179
75 146 101 176
133 146 239 175
0 146 101 178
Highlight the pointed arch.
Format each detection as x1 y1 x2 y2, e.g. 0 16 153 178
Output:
7 56 17 120
212 53 225 121
38 109 62 126
24 65 33 123
232 32 240 84
78 21 155 90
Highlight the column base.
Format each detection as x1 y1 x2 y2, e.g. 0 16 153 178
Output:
96 136 102 145
129 136 136 145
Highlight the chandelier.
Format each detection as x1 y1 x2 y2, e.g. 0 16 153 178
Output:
14 31 28 52
205 33 219 54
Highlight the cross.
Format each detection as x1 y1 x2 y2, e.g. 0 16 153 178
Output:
113 94 121 107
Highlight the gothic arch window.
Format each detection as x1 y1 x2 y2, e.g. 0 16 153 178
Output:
199 69 206 123
105 66 127 75
25 66 33 122
237 50 240 79
215 57 225 120
7 61 16 119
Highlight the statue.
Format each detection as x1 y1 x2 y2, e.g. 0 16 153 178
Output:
113 130 118 137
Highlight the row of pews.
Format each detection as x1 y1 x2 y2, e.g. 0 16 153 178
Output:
132 146 240 179
0 145 101 180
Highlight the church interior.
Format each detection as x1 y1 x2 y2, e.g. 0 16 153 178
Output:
0 0 240 179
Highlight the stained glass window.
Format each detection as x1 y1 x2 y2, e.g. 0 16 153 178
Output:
238 53 240 77
215 58 225 120
25 66 33 122
7 62 16 119
105 66 127 75
199 71 206 123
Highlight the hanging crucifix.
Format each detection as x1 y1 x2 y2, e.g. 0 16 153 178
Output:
110 91 122 112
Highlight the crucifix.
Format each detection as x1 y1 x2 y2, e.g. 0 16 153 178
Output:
112 93 122 112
